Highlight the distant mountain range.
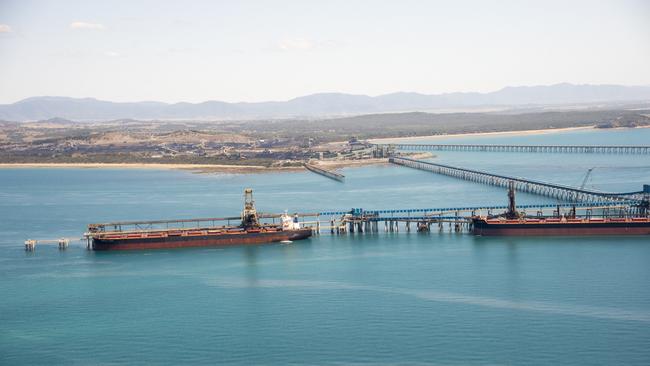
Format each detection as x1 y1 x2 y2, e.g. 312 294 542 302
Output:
2 83 650 122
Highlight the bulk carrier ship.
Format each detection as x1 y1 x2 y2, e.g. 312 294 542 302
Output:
85 189 312 250
472 182 650 236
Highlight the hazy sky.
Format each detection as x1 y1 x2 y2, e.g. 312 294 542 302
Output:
0 0 649 103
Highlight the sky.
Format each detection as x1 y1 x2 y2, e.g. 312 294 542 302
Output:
0 0 649 104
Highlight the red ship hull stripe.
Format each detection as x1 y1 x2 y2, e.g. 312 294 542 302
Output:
472 219 650 236
92 229 312 250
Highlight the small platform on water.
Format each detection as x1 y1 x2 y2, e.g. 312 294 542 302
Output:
24 238 76 251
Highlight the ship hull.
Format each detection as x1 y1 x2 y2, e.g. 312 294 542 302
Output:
472 219 650 236
92 228 312 251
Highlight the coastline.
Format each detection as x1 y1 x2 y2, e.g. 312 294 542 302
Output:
368 126 595 143
310 152 433 170
0 162 301 174
0 155 430 173
4 124 641 173
0 161 386 174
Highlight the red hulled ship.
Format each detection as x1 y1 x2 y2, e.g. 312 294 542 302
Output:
472 182 650 236
86 189 312 250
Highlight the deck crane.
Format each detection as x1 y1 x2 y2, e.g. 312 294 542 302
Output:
580 167 595 189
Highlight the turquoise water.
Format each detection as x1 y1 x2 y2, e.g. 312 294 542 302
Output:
1 128 650 365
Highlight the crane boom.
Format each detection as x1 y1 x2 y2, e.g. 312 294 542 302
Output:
580 168 595 189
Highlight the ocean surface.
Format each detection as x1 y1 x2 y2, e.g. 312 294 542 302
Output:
1 128 649 365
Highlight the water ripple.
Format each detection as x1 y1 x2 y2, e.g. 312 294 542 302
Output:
205 278 650 323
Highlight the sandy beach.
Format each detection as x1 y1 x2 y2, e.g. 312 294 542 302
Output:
368 126 596 143
0 153 434 173
0 162 304 174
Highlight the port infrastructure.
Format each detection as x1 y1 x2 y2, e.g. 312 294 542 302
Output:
389 157 648 203
25 198 647 251
23 151 650 249
24 238 74 251
304 163 345 182
376 143 650 154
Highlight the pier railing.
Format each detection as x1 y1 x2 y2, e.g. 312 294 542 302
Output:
318 201 638 217
86 212 323 233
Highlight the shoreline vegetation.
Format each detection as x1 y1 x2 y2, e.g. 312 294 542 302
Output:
2 108 648 173
1 123 648 174
0 123 626 173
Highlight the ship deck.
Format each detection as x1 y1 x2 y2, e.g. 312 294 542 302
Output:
91 224 285 241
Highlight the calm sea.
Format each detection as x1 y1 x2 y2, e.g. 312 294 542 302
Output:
1 128 649 365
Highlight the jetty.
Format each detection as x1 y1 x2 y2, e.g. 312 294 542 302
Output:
389 156 648 202
22 145 650 250
304 163 345 182
378 143 650 154
24 196 649 251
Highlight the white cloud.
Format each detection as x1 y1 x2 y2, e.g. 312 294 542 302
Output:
104 51 120 57
0 24 12 33
277 38 344 52
69 21 105 30
278 38 314 51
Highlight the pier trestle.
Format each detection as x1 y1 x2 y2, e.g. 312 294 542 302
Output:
389 156 643 203
379 143 650 155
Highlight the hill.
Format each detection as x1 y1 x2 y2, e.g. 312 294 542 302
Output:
1 83 650 121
